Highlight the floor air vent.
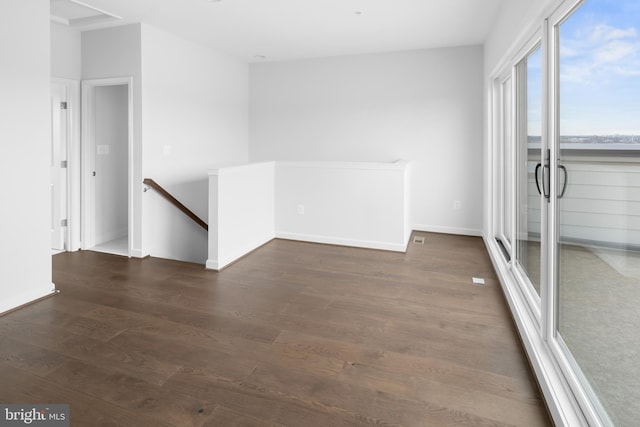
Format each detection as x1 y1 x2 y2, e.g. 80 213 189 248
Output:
412 235 425 244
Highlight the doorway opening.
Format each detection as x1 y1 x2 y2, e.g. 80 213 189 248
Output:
82 78 133 257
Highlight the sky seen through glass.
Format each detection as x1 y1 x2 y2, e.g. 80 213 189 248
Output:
529 0 640 139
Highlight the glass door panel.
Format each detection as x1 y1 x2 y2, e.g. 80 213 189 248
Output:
516 46 543 297
556 0 640 425
502 77 514 251
496 75 515 256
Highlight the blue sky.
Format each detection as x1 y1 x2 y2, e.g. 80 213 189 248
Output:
527 47 542 137
527 0 640 136
560 0 640 135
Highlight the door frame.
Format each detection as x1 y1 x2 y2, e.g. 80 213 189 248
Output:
81 77 134 257
52 77 81 252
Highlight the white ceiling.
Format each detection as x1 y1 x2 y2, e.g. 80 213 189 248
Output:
53 0 506 63
51 0 121 27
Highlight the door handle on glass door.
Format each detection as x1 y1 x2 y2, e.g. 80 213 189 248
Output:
558 165 568 198
541 164 551 200
541 149 551 201
535 163 542 195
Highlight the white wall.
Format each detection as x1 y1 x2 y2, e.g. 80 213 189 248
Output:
95 85 129 244
207 162 275 270
0 0 55 313
141 24 249 264
250 47 484 236
51 22 81 80
275 161 411 251
82 24 144 256
81 24 249 264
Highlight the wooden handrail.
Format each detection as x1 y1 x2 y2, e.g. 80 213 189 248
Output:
143 178 208 231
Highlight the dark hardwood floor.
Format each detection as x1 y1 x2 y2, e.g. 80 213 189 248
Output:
0 233 551 426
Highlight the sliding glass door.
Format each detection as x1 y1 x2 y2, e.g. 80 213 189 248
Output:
552 0 640 425
491 0 640 424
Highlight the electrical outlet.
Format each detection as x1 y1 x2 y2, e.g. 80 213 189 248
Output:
297 204 305 215
453 200 461 210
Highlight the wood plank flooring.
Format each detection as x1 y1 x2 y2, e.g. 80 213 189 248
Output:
0 233 551 426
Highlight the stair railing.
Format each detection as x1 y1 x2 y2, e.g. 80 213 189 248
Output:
143 178 208 231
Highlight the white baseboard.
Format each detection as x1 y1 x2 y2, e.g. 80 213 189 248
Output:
412 224 482 237
206 227 477 269
206 235 274 271
404 227 413 248
130 248 148 258
205 259 220 270
0 285 58 316
275 231 407 252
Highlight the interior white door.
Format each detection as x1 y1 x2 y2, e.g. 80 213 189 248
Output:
51 82 68 251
